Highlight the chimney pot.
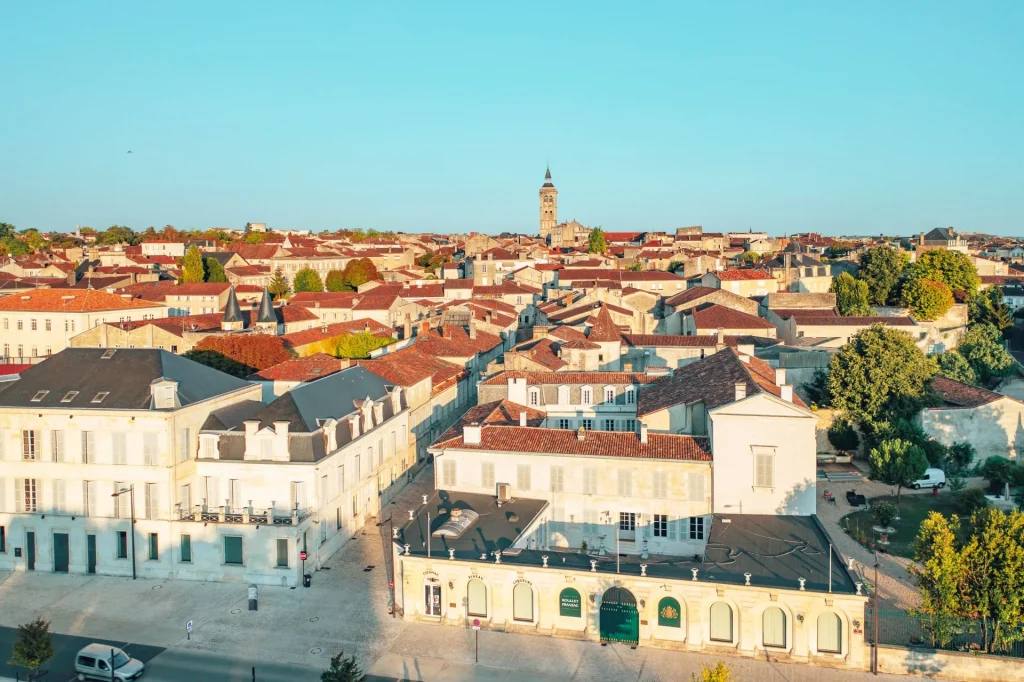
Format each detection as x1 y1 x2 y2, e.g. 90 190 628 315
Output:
775 368 787 386
519 411 527 427
639 423 649 444
716 327 724 345
781 384 794 402
735 381 747 401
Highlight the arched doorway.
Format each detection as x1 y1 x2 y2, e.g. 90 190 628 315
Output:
599 587 639 646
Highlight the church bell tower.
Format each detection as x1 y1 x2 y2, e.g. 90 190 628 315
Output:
539 166 558 241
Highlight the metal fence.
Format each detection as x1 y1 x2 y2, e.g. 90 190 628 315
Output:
866 608 1024 658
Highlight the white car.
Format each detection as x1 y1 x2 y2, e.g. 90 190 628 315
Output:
74 643 145 680
912 468 946 490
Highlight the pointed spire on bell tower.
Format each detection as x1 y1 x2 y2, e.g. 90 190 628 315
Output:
221 287 244 331
256 286 277 331
539 164 558 242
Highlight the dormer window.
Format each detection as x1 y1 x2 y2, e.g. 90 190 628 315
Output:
91 392 109 404
604 386 615 403
31 390 49 402
625 387 635 404
528 388 540 407
581 386 593 405
61 391 78 403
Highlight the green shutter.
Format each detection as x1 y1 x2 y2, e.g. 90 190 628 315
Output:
658 597 681 628
180 534 192 563
559 588 582 618
224 536 243 565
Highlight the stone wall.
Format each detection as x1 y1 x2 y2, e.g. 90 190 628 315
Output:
876 644 1024 682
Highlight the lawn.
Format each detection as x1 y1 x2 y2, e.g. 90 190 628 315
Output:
840 492 967 559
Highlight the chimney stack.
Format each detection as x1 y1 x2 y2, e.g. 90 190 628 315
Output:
519 411 527 427
775 368 787 387
639 423 649 444
735 381 747 401
469 321 477 340
463 422 482 445
717 327 724 345
780 385 794 402
577 426 586 441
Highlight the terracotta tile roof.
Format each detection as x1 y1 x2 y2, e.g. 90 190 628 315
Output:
290 292 360 308
510 338 566 370
352 293 402 310
413 324 503 358
0 288 165 312
714 268 773 281
769 309 839 320
358 347 465 391
560 339 600 350
279 319 394 350
664 286 720 307
473 282 540 297
226 265 269 277
790 315 916 326
481 370 658 386
637 348 806 416
437 399 546 441
686 303 775 330
248 354 351 381
586 305 626 342
928 375 1008 409
602 232 646 242
432 424 712 462
547 326 588 342
443 279 474 289
623 334 781 348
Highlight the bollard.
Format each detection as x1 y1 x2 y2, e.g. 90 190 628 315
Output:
248 584 259 611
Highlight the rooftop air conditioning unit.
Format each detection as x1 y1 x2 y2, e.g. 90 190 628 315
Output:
497 483 512 502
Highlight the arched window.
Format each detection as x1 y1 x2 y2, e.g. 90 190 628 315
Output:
467 579 487 618
513 583 534 622
558 588 582 618
710 602 733 642
658 597 682 628
817 612 842 653
763 607 786 648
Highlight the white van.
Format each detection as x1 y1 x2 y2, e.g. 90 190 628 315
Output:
74 643 145 681
912 468 946 490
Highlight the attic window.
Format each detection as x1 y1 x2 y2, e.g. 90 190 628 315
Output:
61 391 79 403
309 367 322 375
31 390 49 402
91 392 110 404
101 349 116 359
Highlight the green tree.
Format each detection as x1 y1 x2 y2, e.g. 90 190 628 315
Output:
244 231 266 244
800 368 830 408
901 278 953 321
325 270 354 292
858 245 909 305
958 323 1015 384
827 325 938 425
314 332 395 359
97 225 141 246
969 287 1012 334
293 267 324 293
910 512 965 648
8 617 55 681
740 251 761 264
181 246 206 283
268 267 290 299
907 249 980 295
204 257 228 283
341 258 378 288
934 351 976 384
627 259 644 271
0 236 30 256
830 272 871 316
587 228 606 254
0 222 15 239
690 662 733 682
869 438 929 506
321 651 365 682
961 508 1024 652
827 419 859 452
947 442 976 475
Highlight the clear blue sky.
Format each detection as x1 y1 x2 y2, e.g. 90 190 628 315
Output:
2 1 1022 236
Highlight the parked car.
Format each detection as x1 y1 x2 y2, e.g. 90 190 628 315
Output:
75 643 145 681
912 468 946 490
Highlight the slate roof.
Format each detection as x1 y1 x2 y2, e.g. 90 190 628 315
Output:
928 375 1009 409
636 348 806 416
0 349 252 410
432 424 712 461
245 365 393 432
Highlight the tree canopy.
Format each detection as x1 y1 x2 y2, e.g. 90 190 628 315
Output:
969 287 1012 333
10 617 55 679
907 249 980 295
325 269 354 292
181 246 206 283
341 258 378 288
97 225 141 246
268 267 290 299
934 351 977 384
827 324 938 425
958 322 1015 384
869 438 929 506
858 245 909 305
901 278 953 321
830 272 870 316
912 509 1024 653
320 651 365 682
587 228 606 254
185 336 291 377
293 267 324 293
310 332 395 359
204 257 228 283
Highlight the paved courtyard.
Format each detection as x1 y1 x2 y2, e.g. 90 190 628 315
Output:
0 464 917 681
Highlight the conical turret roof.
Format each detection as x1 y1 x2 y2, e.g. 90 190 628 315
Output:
222 287 244 324
257 287 276 324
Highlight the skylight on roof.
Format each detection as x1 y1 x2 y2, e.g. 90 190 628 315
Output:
101 349 116 359
30 390 49 402
309 367 322 375
61 391 79 403
91 392 110 403
432 508 480 538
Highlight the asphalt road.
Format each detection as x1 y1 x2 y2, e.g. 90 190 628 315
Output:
0 627 400 682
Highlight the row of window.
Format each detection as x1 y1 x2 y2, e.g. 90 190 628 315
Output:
441 460 705 500
2 344 52 359
10 478 162 518
11 429 189 465
527 385 636 407
554 418 636 432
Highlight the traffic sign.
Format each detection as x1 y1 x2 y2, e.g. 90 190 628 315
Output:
186 620 193 632
300 551 308 561
472 618 480 630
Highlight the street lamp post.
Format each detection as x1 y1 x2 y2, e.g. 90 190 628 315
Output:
112 485 137 580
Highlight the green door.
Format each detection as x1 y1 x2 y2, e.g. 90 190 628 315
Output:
87 534 97 574
26 532 35 571
599 587 639 646
53 533 70 573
